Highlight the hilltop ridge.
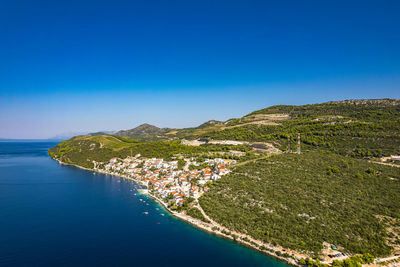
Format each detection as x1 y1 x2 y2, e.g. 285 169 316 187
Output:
327 98 400 106
114 123 171 140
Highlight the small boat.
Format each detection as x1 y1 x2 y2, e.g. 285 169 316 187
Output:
143 211 149 215
160 214 165 216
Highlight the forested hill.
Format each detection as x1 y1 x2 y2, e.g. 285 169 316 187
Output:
328 99 400 106
114 123 171 140
246 98 400 118
194 99 400 158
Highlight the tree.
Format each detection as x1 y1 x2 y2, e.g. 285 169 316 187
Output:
361 253 375 264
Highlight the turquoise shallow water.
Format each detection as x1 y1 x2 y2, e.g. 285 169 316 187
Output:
0 141 289 267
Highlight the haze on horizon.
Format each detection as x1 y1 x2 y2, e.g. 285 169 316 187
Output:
1 0 399 139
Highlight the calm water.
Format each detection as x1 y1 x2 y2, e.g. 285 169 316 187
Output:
0 141 288 267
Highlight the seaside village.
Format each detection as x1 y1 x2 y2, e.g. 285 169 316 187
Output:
94 154 235 207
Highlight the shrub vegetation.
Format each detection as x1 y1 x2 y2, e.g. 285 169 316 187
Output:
199 151 400 257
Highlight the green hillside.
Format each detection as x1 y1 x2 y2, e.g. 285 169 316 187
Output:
200 151 400 257
194 99 400 158
114 123 172 141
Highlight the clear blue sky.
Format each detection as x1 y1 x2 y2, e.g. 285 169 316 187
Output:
1 0 399 139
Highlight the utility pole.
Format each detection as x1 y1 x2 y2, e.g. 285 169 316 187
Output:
297 133 301 154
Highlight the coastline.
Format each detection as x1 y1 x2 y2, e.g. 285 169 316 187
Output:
51 157 400 267
52 157 300 266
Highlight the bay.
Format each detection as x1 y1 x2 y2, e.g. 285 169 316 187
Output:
0 141 288 267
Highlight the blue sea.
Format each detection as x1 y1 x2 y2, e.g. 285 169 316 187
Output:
0 141 288 267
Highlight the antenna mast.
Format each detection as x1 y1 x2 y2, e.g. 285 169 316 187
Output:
297 133 301 154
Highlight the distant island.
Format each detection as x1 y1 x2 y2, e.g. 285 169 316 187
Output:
48 99 400 266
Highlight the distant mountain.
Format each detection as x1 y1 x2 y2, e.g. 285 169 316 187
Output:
88 131 116 136
51 132 91 140
197 120 223 128
114 123 171 139
52 130 115 140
